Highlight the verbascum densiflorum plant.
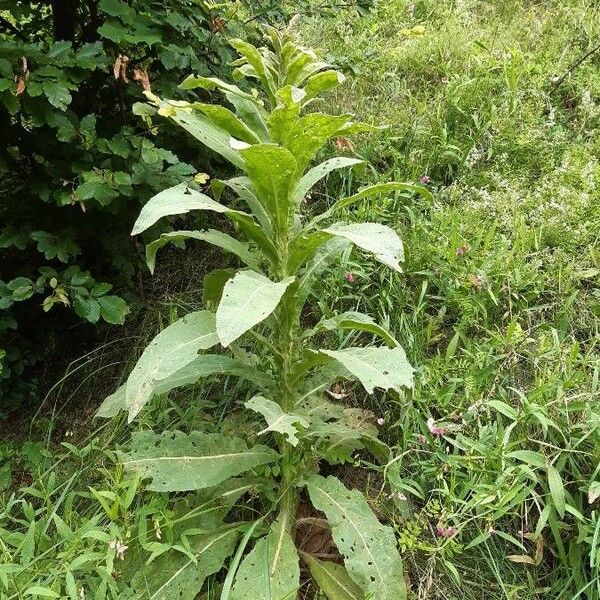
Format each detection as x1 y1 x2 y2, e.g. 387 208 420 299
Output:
98 25 430 600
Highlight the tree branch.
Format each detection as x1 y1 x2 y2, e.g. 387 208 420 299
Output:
0 15 28 42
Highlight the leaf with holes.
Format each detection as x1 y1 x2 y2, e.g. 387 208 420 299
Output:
306 474 406 600
216 271 295 347
245 395 308 446
230 514 300 600
122 430 279 491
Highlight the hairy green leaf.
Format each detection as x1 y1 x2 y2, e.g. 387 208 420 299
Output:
322 223 404 272
132 526 240 600
125 311 218 421
230 514 300 600
320 347 414 394
123 430 279 491
245 395 309 446
294 157 364 205
303 555 364 600
306 475 406 600
216 271 295 347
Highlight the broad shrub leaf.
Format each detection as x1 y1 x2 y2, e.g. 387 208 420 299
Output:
245 395 309 446
239 143 298 234
230 515 300 600
216 271 295 347
320 347 414 394
131 526 240 599
125 311 219 421
304 555 364 600
132 183 237 235
306 475 407 600
122 430 279 491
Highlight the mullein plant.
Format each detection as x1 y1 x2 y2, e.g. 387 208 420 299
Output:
98 25 430 600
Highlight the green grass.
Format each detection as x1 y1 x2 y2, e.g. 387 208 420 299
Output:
301 0 600 597
2 0 600 598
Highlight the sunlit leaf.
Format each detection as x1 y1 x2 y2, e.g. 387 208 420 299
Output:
245 395 308 446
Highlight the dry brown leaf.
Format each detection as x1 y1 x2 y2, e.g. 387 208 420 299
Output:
133 68 151 92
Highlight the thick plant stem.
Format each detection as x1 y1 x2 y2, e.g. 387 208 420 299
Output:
275 250 300 532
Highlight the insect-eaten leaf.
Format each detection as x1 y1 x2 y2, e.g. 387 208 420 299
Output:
306 474 407 600
230 514 300 600
122 430 279 491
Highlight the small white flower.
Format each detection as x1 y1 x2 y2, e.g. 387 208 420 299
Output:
109 539 128 561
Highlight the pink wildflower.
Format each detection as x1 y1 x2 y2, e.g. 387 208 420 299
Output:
427 417 446 436
436 525 458 538
344 272 355 283
419 174 431 184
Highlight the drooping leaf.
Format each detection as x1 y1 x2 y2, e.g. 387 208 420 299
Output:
306 475 407 600
217 176 272 234
132 526 240 600
98 354 274 418
146 230 260 274
310 181 432 228
245 395 309 446
230 514 300 600
322 223 404 272
216 271 295 347
303 554 364 600
132 183 235 236
192 103 261 144
230 39 277 103
125 311 219 421
122 430 279 491
225 92 270 142
312 311 398 347
320 347 414 394
294 157 364 205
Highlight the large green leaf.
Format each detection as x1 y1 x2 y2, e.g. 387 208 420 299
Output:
180 75 256 101
306 475 406 600
216 271 295 347
230 515 300 600
132 526 240 600
267 86 305 144
132 183 236 236
245 395 309 446
312 311 398 348
239 144 298 234
303 555 364 600
125 311 219 421
293 157 364 205
303 70 346 102
146 230 260 274
97 354 274 418
322 223 404 272
290 222 403 273
123 430 279 491
230 39 277 104
225 92 270 142
320 347 414 394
